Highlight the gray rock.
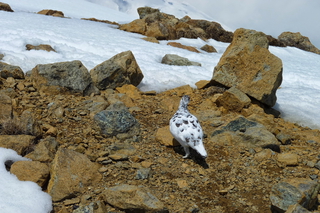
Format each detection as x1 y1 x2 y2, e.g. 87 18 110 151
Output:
0 62 24 79
103 184 168 213
31 60 96 96
161 54 201 66
90 50 144 90
314 161 320 170
72 201 107 213
211 116 280 150
94 102 140 138
270 178 320 212
135 168 151 180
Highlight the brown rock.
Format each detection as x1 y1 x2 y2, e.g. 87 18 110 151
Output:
25 137 58 162
254 149 273 161
20 110 42 137
0 2 14 12
141 36 159 43
167 42 200 53
175 22 206 39
156 125 180 146
37 9 64 17
195 80 210 89
278 32 320 54
0 135 35 155
277 153 299 166
90 51 144 90
11 161 50 188
119 19 146 34
286 204 311 213
137 6 160 19
81 18 119 26
200 44 217 53
103 184 166 213
212 28 283 107
216 86 251 111
26 44 56 52
0 62 24 79
0 93 12 119
48 148 102 202
186 19 233 42
116 84 142 100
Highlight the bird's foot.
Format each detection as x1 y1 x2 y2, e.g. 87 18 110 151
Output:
182 154 190 159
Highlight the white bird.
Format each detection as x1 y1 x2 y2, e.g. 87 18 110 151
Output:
169 95 207 158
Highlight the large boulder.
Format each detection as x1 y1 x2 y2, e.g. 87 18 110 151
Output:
31 60 97 96
103 184 168 213
270 178 320 212
0 62 24 79
90 51 144 90
212 28 283 107
0 2 14 12
185 19 233 42
278 32 320 55
47 148 102 202
211 116 280 150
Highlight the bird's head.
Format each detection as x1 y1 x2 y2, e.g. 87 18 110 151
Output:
179 95 190 109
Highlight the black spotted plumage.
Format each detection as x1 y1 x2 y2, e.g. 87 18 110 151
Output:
169 95 207 158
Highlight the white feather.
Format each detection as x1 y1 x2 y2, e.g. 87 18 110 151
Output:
169 95 207 158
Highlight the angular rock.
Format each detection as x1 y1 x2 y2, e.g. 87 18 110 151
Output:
161 54 201 66
286 204 311 213
25 137 59 162
135 168 151 180
19 110 42 137
0 62 24 79
0 135 35 155
108 142 137 156
37 9 64 17
278 32 320 55
186 19 233 42
270 178 320 212
0 93 12 119
211 116 280 150
216 86 251 111
277 153 299 167
116 84 142 100
119 19 147 34
175 22 207 40
103 184 167 213
72 201 107 213
200 44 217 53
93 102 140 138
48 148 102 202
0 2 14 12
137 6 160 19
10 161 50 188
212 28 283 107
155 125 180 146
26 44 56 52
90 51 144 90
167 42 200 53
31 60 96 96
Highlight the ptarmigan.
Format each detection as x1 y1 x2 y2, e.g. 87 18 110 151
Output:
169 95 207 158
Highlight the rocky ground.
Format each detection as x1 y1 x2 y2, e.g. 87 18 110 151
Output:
1 75 320 213
2 3 320 213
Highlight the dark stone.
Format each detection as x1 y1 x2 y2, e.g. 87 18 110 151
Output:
94 102 140 137
212 116 257 136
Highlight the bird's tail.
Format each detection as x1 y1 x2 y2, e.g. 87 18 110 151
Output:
195 143 207 158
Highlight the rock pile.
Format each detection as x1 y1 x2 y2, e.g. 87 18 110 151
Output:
120 6 233 42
